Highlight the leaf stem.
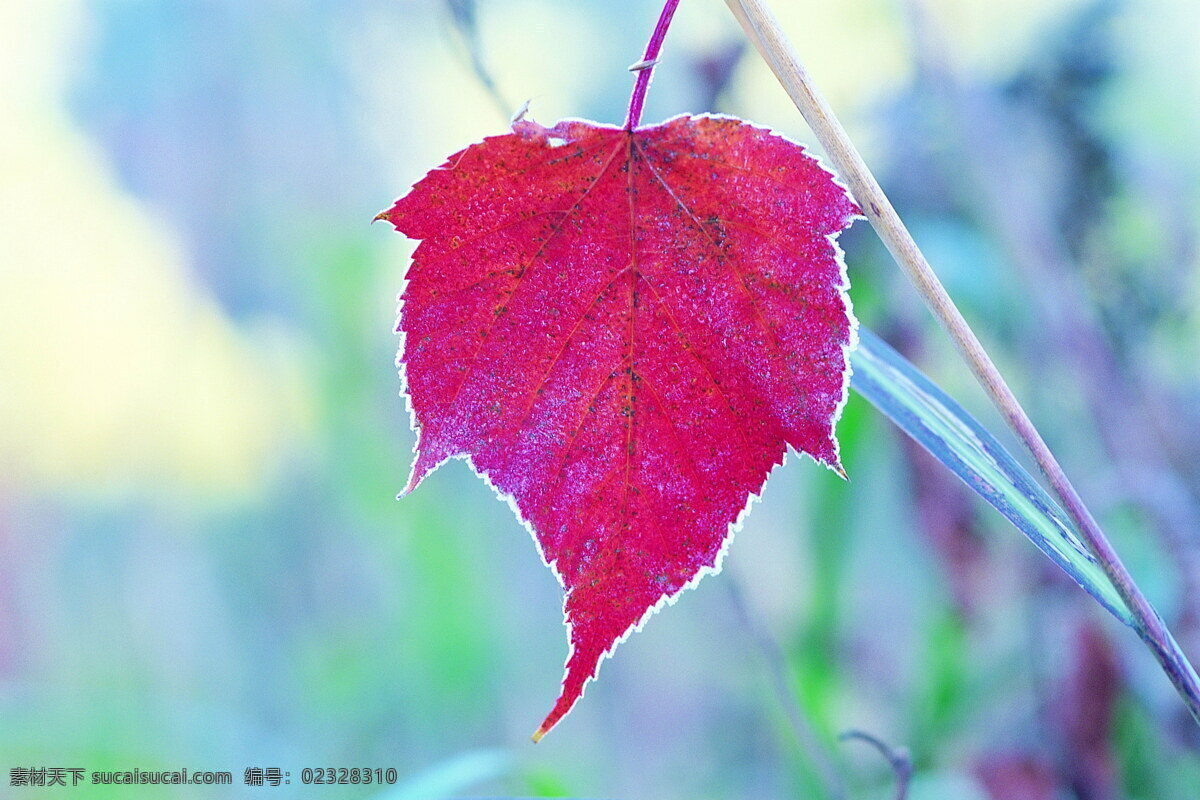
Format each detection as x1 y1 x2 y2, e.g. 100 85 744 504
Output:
625 0 682 130
722 0 1200 728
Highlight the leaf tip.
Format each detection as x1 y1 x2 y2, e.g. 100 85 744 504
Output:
830 460 849 482
398 452 441 500
530 724 549 744
396 475 419 500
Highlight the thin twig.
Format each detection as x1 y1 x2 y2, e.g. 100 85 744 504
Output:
840 730 913 800
721 0 1200 727
726 582 848 800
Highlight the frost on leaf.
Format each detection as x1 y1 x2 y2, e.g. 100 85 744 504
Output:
378 114 859 738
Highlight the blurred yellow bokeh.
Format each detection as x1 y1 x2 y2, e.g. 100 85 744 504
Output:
0 0 313 501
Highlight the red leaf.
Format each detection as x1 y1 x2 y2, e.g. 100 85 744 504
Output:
379 114 858 738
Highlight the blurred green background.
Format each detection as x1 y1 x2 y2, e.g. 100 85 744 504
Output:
2 0 1200 797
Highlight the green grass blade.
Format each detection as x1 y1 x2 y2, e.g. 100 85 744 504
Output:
850 327 1134 627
